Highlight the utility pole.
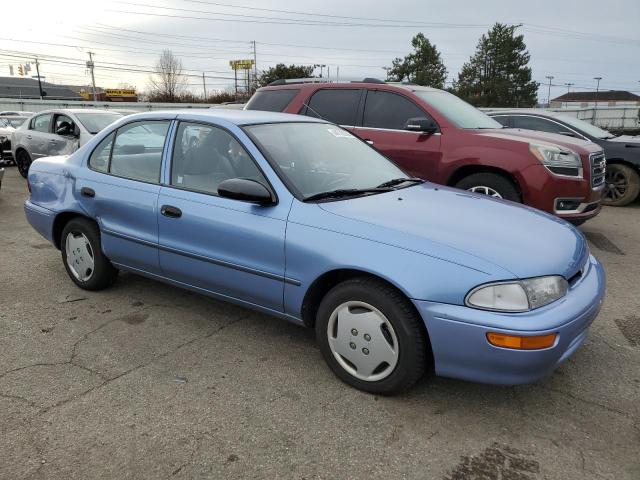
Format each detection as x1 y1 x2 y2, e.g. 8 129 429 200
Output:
593 76 602 125
87 52 97 101
564 83 574 108
202 72 207 99
545 75 554 107
252 40 257 92
34 58 44 100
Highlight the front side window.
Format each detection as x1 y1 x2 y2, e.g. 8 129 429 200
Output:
245 89 299 112
171 122 266 195
109 121 170 183
54 114 76 136
510 116 566 134
363 90 428 130
31 113 52 133
245 122 406 198
303 89 361 126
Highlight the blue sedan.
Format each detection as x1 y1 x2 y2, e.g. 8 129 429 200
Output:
24 110 605 394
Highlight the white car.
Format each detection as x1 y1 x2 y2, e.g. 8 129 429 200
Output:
12 109 123 178
0 116 29 165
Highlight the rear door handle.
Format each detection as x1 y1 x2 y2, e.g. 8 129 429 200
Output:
80 187 95 198
365 139 374 145
161 205 182 218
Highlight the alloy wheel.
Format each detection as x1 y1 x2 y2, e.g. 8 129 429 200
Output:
467 185 503 198
604 169 629 202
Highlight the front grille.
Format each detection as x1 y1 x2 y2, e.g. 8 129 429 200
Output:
590 152 606 189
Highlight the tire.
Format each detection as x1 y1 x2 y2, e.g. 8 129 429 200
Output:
61 218 117 291
603 163 640 207
15 150 31 179
316 277 429 395
455 173 520 202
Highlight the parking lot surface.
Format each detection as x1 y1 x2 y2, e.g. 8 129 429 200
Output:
1 166 639 480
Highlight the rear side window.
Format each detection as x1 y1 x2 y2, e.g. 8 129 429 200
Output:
245 89 299 112
96 121 171 183
303 89 361 125
492 116 511 127
31 113 52 133
363 91 426 130
510 116 566 134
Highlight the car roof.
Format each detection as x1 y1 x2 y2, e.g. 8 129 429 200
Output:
123 108 328 126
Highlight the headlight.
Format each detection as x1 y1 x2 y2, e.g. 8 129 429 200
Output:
529 143 582 177
466 276 568 312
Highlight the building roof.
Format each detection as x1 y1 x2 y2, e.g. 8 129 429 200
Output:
552 90 640 102
0 76 83 100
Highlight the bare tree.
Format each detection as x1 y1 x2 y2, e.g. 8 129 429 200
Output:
148 50 186 102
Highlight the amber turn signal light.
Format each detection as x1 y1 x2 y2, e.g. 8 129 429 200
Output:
486 332 557 350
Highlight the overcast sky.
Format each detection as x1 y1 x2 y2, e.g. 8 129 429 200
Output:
1 0 638 102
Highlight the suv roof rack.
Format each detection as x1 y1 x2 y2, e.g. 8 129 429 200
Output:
267 77 386 86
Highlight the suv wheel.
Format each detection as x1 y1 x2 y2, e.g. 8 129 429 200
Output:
61 218 118 290
316 277 429 395
455 173 520 202
603 164 640 207
15 150 32 179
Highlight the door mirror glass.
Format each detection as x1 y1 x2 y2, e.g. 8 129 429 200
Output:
404 117 438 133
218 178 274 205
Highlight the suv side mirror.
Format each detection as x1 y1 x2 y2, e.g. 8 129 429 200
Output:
218 178 275 205
405 117 438 134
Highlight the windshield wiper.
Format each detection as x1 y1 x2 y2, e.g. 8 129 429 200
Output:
376 177 424 189
304 187 391 202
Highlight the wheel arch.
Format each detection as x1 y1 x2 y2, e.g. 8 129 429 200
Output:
52 211 98 250
606 157 640 171
446 164 523 200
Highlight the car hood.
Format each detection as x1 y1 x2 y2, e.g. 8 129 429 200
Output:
475 128 600 154
318 183 588 280
607 135 640 146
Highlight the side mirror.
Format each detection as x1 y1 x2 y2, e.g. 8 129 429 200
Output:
405 117 438 134
218 178 275 205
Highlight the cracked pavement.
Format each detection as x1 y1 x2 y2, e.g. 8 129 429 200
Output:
1 167 639 479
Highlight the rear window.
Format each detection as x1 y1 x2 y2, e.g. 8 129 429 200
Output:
245 89 299 112
302 89 361 126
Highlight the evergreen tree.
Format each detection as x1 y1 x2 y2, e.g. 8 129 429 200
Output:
453 23 538 107
386 33 447 88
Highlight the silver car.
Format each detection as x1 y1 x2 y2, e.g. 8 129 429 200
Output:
12 109 123 178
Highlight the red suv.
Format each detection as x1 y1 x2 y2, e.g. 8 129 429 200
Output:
245 80 605 224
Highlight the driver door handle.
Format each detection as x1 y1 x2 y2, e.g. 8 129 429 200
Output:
161 205 182 218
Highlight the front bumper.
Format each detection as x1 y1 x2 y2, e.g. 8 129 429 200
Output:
414 255 606 385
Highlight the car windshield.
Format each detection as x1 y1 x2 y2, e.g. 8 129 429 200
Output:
75 112 123 134
414 91 503 129
244 122 409 199
552 114 615 139
6 117 26 128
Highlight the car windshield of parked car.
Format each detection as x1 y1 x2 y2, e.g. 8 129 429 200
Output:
245 122 408 199
553 114 615 139
75 112 123 134
414 91 503 129
7 117 26 128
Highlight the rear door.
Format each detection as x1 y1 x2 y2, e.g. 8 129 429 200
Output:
354 90 442 179
157 121 288 311
26 113 53 159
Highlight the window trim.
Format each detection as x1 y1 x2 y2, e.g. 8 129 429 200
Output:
86 119 172 185
165 119 278 204
361 89 439 132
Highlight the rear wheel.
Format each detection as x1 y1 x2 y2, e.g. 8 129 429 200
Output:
316 277 429 395
61 218 117 290
603 163 640 207
455 173 520 202
15 150 31 178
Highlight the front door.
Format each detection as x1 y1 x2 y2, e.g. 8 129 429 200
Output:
354 90 442 180
157 121 287 311
49 113 80 156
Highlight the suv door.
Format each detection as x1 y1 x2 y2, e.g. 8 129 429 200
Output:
158 121 287 311
50 113 80 156
355 90 442 180
80 120 171 275
26 113 53 159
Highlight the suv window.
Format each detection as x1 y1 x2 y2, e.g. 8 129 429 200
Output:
363 91 427 130
302 89 361 125
31 113 52 133
510 116 566 134
171 122 267 196
109 121 170 183
492 116 511 127
88 132 114 173
245 89 299 112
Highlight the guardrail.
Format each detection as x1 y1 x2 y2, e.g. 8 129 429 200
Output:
0 98 244 113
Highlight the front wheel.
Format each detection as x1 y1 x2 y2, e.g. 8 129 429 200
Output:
61 218 117 291
455 173 520 202
316 277 429 395
15 150 32 179
603 163 640 207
